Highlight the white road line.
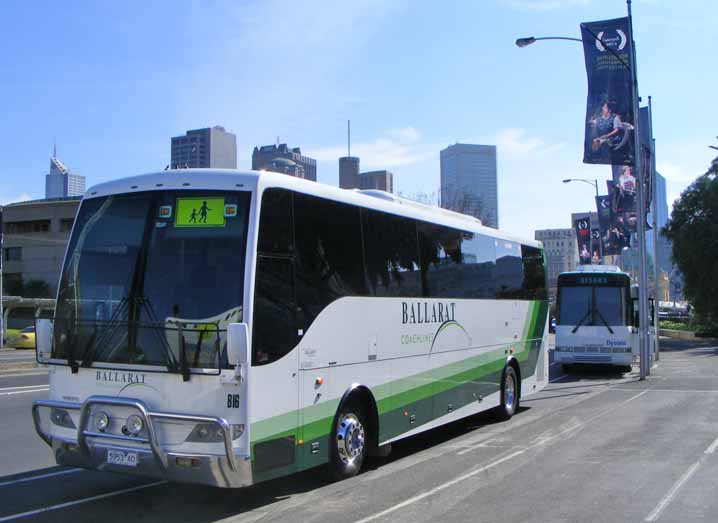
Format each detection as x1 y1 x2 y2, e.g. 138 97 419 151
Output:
0 385 51 392
0 388 48 397
0 481 166 522
644 461 702 521
355 390 648 523
0 372 48 378
644 433 718 521
0 469 81 488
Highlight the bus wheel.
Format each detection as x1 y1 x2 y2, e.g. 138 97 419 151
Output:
328 400 367 481
495 366 519 421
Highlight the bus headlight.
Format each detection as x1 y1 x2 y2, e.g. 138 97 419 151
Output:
126 414 144 435
51 408 76 429
185 423 244 442
96 411 110 432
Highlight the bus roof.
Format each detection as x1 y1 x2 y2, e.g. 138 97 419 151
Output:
85 168 541 249
559 265 627 276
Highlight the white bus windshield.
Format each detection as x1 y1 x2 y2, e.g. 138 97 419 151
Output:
52 191 250 372
558 285 628 327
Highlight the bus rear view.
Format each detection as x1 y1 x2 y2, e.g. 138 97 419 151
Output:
554 266 635 373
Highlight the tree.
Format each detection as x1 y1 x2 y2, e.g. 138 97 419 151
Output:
662 146 718 325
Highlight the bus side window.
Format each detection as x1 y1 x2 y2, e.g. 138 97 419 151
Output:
521 245 547 300
252 256 297 366
460 232 497 299
495 241 523 299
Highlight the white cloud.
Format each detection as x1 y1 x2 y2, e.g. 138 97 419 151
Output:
0 192 32 205
499 0 590 11
495 128 545 155
309 126 434 169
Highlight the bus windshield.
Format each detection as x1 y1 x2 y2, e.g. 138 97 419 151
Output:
558 285 628 327
52 190 250 372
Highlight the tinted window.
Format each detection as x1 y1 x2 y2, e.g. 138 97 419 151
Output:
258 189 293 255
521 245 547 300
294 193 367 329
460 232 496 299
495 240 523 299
252 256 297 366
418 222 462 298
363 210 422 297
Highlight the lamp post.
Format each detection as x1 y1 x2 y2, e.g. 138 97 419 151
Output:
563 178 603 261
517 7 652 379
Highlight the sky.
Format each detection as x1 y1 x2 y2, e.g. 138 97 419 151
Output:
1 0 715 239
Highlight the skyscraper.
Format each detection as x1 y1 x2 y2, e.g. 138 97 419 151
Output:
440 144 498 228
45 151 85 199
252 144 317 181
359 170 393 192
339 156 360 189
170 126 237 169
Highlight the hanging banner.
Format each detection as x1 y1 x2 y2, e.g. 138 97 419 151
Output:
581 17 635 165
574 217 592 265
590 228 602 264
611 164 637 213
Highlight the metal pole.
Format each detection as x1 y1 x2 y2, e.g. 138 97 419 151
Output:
628 0 650 379
649 96 660 361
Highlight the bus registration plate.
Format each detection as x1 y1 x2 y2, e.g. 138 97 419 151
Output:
107 450 138 467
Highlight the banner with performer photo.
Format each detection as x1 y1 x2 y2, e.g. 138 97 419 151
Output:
581 17 635 166
574 217 592 265
590 229 602 264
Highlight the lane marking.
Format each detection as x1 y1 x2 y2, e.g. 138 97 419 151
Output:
0 372 48 378
0 469 81 488
704 435 718 455
355 390 648 523
0 385 51 392
0 388 48 397
0 481 166 522
644 461 701 521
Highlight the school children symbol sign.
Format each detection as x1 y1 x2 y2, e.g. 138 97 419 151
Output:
581 17 635 166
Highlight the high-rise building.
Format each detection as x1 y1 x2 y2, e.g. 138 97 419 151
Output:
339 156 360 189
45 153 85 199
440 144 498 228
535 228 578 302
359 170 393 193
170 126 237 169
252 144 317 181
264 158 305 179
647 171 672 275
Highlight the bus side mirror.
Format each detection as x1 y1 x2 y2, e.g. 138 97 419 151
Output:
36 319 53 364
227 323 249 368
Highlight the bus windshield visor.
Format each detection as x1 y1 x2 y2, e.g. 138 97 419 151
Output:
52 190 250 372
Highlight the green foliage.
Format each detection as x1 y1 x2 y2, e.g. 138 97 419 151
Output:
663 151 718 326
659 320 691 331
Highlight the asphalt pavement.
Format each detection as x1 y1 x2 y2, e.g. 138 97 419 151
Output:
2 338 718 522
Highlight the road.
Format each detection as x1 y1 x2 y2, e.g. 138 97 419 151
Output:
0 348 37 367
2 338 718 522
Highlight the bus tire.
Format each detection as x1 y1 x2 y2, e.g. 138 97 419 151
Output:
328 399 367 481
618 365 632 374
495 366 519 421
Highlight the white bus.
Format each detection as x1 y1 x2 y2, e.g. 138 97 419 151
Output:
554 265 639 372
33 169 549 487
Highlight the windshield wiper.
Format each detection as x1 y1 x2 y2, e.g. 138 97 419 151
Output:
571 305 593 334
594 308 615 334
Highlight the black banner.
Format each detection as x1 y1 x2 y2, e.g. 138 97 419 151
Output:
581 17 635 165
597 193 625 255
574 217 592 265
590 228 602 264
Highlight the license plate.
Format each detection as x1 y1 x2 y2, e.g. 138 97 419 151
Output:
107 449 138 467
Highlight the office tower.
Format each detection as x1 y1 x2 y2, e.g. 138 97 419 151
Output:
170 126 237 169
252 144 317 181
339 156 360 189
45 150 85 199
440 144 498 228
359 170 393 193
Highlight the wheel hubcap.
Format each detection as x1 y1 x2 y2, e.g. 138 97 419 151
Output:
505 374 515 412
336 413 365 465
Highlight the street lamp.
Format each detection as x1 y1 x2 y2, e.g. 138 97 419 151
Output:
515 36 582 47
563 178 602 260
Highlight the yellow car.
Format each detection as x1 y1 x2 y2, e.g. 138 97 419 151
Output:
9 326 35 350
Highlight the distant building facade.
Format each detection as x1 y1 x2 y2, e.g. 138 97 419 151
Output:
252 144 317 181
359 170 393 193
171 126 237 169
535 228 578 302
440 144 498 228
264 157 305 178
45 156 85 199
2 197 81 297
339 156 360 189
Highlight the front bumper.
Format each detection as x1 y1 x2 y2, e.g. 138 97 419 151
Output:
33 396 253 488
554 348 634 366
